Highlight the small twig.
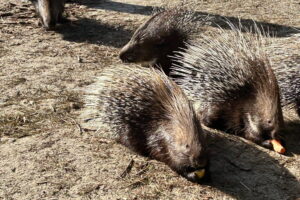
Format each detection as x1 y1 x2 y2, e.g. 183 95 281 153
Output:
16 16 35 19
66 116 83 134
37 181 48 185
224 157 251 171
127 177 148 188
0 22 19 25
240 181 251 192
37 181 61 186
119 159 134 179
0 12 13 17
0 21 32 25
82 128 97 132
134 163 149 176
97 139 110 144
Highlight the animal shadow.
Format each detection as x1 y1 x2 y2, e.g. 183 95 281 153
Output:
55 17 133 48
206 130 300 200
283 119 300 155
69 0 299 37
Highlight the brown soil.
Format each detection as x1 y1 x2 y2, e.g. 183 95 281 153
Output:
0 0 299 199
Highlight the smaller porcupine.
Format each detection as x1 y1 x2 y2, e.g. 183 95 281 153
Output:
119 8 208 75
29 0 66 30
84 65 209 182
266 34 300 117
171 24 285 149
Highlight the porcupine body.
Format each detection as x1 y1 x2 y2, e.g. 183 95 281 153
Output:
171 24 284 148
119 8 208 75
84 65 209 182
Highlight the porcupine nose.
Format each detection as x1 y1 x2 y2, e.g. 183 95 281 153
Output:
119 49 136 63
261 119 276 139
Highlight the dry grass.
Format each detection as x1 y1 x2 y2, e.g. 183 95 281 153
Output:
0 0 299 199
0 89 83 138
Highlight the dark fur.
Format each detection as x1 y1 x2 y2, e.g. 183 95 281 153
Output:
30 0 66 29
85 66 209 182
119 9 205 75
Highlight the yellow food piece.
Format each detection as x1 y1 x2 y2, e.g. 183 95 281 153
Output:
194 169 205 178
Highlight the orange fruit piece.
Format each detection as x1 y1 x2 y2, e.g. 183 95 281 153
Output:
271 139 286 154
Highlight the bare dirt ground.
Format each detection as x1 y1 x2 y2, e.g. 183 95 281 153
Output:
0 0 299 199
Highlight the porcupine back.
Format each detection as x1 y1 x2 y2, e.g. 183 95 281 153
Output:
172 24 276 104
119 8 209 75
84 65 209 182
171 23 284 146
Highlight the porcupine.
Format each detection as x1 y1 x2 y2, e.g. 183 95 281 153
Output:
84 65 209 182
171 24 285 149
266 33 300 117
29 0 66 30
119 6 299 117
119 8 208 75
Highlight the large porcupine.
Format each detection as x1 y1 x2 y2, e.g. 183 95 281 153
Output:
171 24 285 149
84 65 209 182
29 0 66 30
119 6 299 117
119 8 208 75
266 33 300 117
